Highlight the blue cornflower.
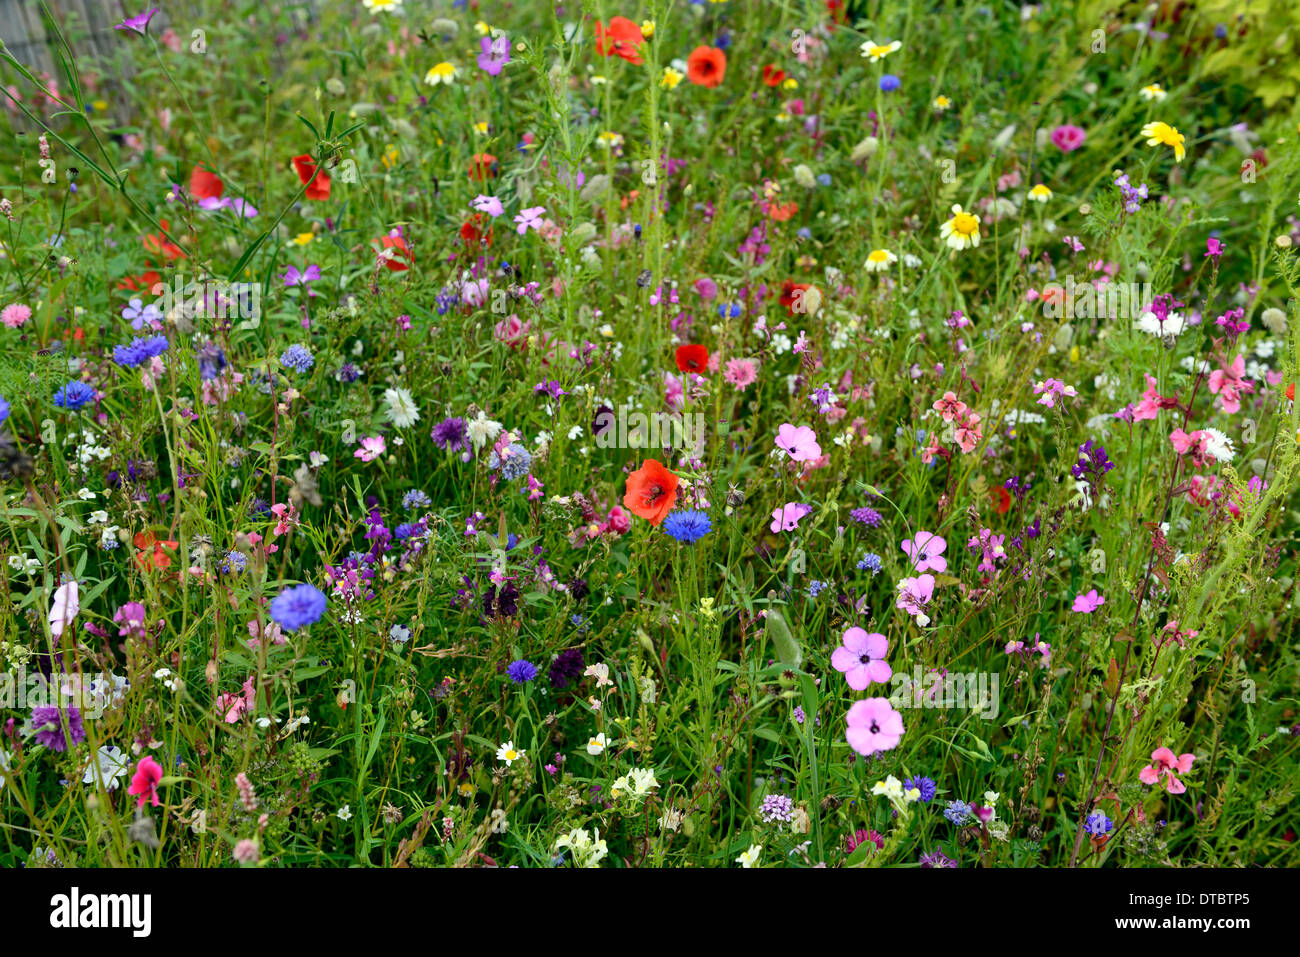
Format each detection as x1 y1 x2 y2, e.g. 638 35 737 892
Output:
0 395 9 425
279 343 315 374
857 552 883 574
662 509 712 544
53 381 96 410
269 583 327 631
506 659 538 684
880 74 901 92
943 800 971 825
1083 810 1113 836
904 776 937 803
112 334 170 368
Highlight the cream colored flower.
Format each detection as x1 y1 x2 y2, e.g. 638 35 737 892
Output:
940 204 981 250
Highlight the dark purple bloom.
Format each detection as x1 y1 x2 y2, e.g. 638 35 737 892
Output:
431 416 469 453
30 705 85 752
548 647 585 689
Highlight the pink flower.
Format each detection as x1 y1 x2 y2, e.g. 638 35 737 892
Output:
1205 237 1224 259
901 531 947 573
514 205 546 235
1207 353 1251 414
1 303 31 328
1138 746 1195 794
724 357 758 391
770 501 813 533
1032 378 1078 408
1050 124 1087 152
1133 373 1166 421
354 436 386 462
954 411 982 453
217 676 256 723
470 194 504 217
831 627 891 690
1072 588 1105 613
896 573 936 626
845 697 904 756
127 755 164 808
775 423 821 462
932 391 967 422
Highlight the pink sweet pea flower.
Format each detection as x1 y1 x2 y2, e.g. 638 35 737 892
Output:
901 531 947 573
830 627 892 690
127 755 164 807
774 423 821 462
845 697 904 756
217 676 257 723
1138 746 1195 794
1072 588 1105 613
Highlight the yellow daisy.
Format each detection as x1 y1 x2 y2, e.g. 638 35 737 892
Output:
424 62 458 86
940 204 981 251
1027 184 1052 203
864 248 898 272
860 38 902 62
640 20 655 39
1140 121 1186 162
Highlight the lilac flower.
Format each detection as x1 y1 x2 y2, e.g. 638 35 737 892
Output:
122 298 162 331
896 574 935 626
759 793 794 824
514 206 546 235
919 849 957 867
901 531 947 573
30 705 85 752
477 34 511 76
280 344 315 374
471 195 504 217
775 423 821 462
830 627 891 690
283 264 321 287
114 7 158 35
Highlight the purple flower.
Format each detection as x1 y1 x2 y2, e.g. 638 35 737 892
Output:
1072 589 1105 614
775 423 821 462
901 531 947 573
30 705 85 752
506 659 537 683
477 35 511 76
270 583 328 631
283 264 321 287
115 7 158 35
845 697 904 756
431 416 470 453
830 627 892 690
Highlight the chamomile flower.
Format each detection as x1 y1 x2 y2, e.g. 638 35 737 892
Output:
1140 121 1186 162
424 62 458 86
1139 83 1167 101
496 740 525 765
362 0 401 13
933 95 952 111
1027 184 1053 203
864 248 898 272
940 204 981 251
860 38 901 62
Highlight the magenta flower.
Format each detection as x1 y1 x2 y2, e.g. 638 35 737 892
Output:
845 697 904 756
896 573 936 626
1072 588 1105 613
901 530 947 573
127 755 163 807
478 34 511 76
831 627 891 690
514 206 546 235
1205 237 1224 259
775 423 821 462
1138 746 1195 794
770 502 813 533
1050 124 1087 152
114 7 158 36
353 436 387 462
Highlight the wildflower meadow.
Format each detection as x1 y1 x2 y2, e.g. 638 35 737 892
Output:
1 0 1299 891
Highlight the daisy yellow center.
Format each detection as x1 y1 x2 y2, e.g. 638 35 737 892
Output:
950 212 978 237
505 749 518 760
867 44 894 57
867 249 892 263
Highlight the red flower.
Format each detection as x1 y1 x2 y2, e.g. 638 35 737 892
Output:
460 213 494 250
134 531 178 571
778 280 811 317
1288 382 1295 401
189 164 224 200
675 344 709 373
768 201 799 222
623 459 680 525
292 154 331 201
761 64 786 87
468 153 498 181
595 16 645 65
142 220 185 262
376 233 414 272
687 46 727 88
992 485 1011 515
117 270 161 293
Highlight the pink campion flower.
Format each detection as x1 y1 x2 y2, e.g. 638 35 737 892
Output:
845 697 904 756
1032 378 1079 408
918 432 945 465
1050 124 1087 152
932 391 968 422
1072 589 1105 613
1139 746 1195 794
896 574 936 626
1207 353 1251 414
470 194 504 217
524 474 545 501
831 627 892 690
514 205 546 235
775 423 821 462
127 755 163 807
901 531 947 573
1 303 31 328
724 357 759 391
354 436 386 462
770 502 813 533
953 411 982 453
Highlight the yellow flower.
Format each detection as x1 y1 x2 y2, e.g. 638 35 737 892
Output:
1140 121 1186 162
933 95 951 111
591 74 607 86
640 20 655 39
91 99 109 112
474 20 491 36
860 38 902 62
660 67 683 89
380 145 399 169
597 131 624 149
1139 83 1167 101
473 121 490 135
781 77 799 91
362 0 401 12
424 62 458 86
864 248 898 272
940 204 981 251
1027 184 1052 203
292 232 315 246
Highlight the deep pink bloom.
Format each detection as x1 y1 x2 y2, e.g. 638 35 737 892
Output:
901 531 947 573
775 423 821 462
830 627 891 690
1139 746 1195 794
1205 237 1224 259
1072 588 1105 613
1207 354 1251 414
127 755 163 807
845 697 904 756
1050 124 1087 152
770 501 813 533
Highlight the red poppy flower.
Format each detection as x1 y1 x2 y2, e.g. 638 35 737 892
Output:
460 213 494 250
623 459 679 525
595 16 645 65
376 233 414 272
675 344 709 374
189 164 224 200
769 201 799 222
117 270 161 293
1287 382 1295 401
292 154 331 201
468 153 498 181
761 64 786 87
992 485 1011 515
133 531 178 571
143 220 185 262
778 280 811 317
686 46 727 88
825 0 847 25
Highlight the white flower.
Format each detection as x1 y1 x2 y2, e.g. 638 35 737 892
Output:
1202 427 1235 463
285 714 311 734
49 580 79 637
859 38 901 61
1135 311 1186 338
736 843 762 868
87 510 109 525
466 411 503 451
1139 83 1167 101
864 248 898 272
76 488 96 501
586 733 608 755
383 387 420 428
584 662 613 687
496 740 525 765
337 804 353 821
361 0 402 12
